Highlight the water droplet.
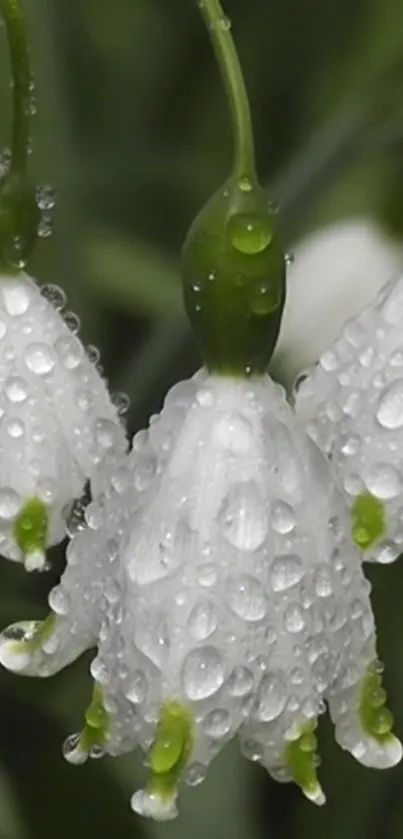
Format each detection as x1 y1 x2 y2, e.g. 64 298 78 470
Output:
227 212 273 255
271 501 295 534
6 419 25 439
134 455 156 491
5 376 27 403
125 670 147 704
376 380 403 429
182 646 224 701
228 574 267 621
37 216 53 238
185 762 206 786
250 281 281 316
95 418 118 450
36 185 56 211
228 665 255 697
196 388 214 408
365 464 402 500
48 586 70 616
63 311 80 334
202 709 231 738
23 343 55 375
54 335 83 370
270 555 304 592
41 283 65 310
2 281 31 316
219 481 267 551
0 321 7 340
239 176 252 192
197 562 217 587
188 599 218 640
112 392 130 416
62 733 86 765
254 672 287 721
0 489 20 519
284 603 306 634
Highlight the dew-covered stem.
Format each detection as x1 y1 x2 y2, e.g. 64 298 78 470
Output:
1 0 32 176
197 0 256 181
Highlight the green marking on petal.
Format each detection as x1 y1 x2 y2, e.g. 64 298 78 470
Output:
360 661 395 744
351 492 386 550
13 497 49 566
147 702 193 802
285 720 325 805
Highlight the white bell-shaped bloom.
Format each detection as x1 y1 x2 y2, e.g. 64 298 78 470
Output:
0 370 399 819
0 272 127 570
295 273 403 563
274 219 403 384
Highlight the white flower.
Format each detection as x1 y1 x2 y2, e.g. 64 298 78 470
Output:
0 272 127 570
0 370 400 819
274 219 402 383
295 273 403 563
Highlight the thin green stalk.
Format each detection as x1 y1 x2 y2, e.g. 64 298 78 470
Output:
197 0 256 180
0 0 32 175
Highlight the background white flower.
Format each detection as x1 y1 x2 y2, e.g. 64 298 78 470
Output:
273 219 403 384
0 272 127 569
295 272 403 564
0 370 399 819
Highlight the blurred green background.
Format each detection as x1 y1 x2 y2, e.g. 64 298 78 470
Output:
0 0 403 837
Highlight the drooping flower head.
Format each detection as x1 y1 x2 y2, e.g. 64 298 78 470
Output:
295 273 403 564
0 1 127 569
0 369 399 819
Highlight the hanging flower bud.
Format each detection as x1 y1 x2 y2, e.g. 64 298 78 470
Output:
0 371 399 819
295 273 403 564
0 271 127 570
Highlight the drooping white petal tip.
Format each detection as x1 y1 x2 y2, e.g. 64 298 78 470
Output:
352 735 403 769
130 790 178 821
0 624 33 673
24 549 46 573
62 733 88 766
305 785 326 807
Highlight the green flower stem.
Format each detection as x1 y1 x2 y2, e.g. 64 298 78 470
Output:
0 0 32 175
197 0 256 181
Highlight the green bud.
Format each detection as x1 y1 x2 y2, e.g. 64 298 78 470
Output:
182 175 286 376
0 173 40 271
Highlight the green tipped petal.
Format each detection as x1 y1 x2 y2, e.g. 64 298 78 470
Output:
285 721 325 806
148 702 193 802
360 661 395 745
182 176 285 377
351 492 386 550
63 683 108 765
13 496 49 570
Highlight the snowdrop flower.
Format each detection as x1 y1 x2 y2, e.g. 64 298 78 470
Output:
0 369 400 819
274 219 403 384
295 273 403 564
0 272 127 570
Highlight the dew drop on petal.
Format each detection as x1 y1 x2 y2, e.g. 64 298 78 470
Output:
125 670 147 704
228 666 255 697
41 283 66 310
219 481 267 551
270 555 304 592
23 343 55 375
0 489 20 520
254 672 287 722
365 464 402 500
188 599 218 640
202 709 231 738
5 376 28 403
54 335 83 370
227 575 268 621
182 646 224 701
376 380 403 430
271 501 295 534
2 282 31 316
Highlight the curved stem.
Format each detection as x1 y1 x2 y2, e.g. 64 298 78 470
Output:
198 0 256 180
0 0 32 175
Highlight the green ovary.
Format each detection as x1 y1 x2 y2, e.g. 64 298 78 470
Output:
351 492 386 550
13 497 49 559
285 721 323 803
147 702 193 802
359 662 394 743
